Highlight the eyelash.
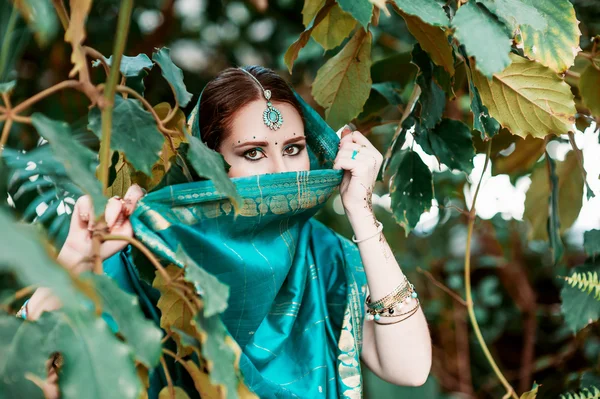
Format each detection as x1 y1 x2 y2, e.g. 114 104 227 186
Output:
243 144 305 162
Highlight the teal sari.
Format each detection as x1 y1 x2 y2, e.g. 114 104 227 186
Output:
102 87 369 398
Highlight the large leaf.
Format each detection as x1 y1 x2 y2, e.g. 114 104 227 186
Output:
492 135 545 176
106 152 133 198
312 28 372 130
0 80 16 93
64 0 92 78
152 48 193 107
185 136 243 213
584 230 600 257
561 262 600 333
472 53 576 139
88 96 165 177
519 0 581 73
302 0 356 50
389 149 433 235
418 119 476 174
31 113 106 215
12 0 58 47
86 273 163 368
452 1 512 79
284 0 335 73
524 151 583 241
177 247 229 318
0 314 55 398
580 64 600 117
98 54 154 95
476 0 546 32
392 0 449 27
45 310 142 399
337 0 372 28
397 9 454 75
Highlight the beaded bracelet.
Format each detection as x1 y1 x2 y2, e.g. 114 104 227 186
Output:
366 275 416 311
374 300 420 325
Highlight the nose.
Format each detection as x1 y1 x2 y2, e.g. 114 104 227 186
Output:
269 154 288 174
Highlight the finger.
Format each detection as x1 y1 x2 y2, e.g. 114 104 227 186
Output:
105 197 124 230
333 156 361 172
72 195 94 231
123 184 145 216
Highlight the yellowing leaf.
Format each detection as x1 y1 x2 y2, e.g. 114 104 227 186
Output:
520 0 581 73
64 0 92 78
524 151 583 241
284 0 336 73
303 1 356 50
397 9 454 75
473 53 576 139
312 28 372 130
158 386 191 399
107 153 133 198
580 63 600 117
492 135 545 176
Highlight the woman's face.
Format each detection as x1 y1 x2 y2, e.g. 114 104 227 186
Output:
218 99 310 178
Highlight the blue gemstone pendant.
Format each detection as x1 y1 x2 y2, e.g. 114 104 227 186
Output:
262 90 283 130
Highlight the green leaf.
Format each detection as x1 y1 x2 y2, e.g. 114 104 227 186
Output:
0 314 54 398
519 0 581 72
371 82 403 106
85 273 163 368
412 44 445 129
98 54 154 95
397 9 454 75
580 64 600 117
302 0 356 50
463 56 500 139
12 0 58 47
422 119 476 174
0 80 16 93
312 28 372 130
158 386 191 398
44 310 142 399
185 136 243 213
524 151 583 242
452 2 512 79
284 0 336 73
31 113 106 215
520 382 539 399
152 48 193 107
88 96 165 177
561 262 600 333
392 0 449 26
472 53 576 139
176 247 229 318
476 0 546 32
389 149 433 235
584 230 600 257
337 0 372 28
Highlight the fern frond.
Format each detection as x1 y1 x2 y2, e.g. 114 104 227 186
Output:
560 386 600 399
561 271 600 301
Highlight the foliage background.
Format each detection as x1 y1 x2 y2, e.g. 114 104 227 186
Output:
1 0 600 398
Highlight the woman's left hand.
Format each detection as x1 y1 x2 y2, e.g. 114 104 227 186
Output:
333 125 383 220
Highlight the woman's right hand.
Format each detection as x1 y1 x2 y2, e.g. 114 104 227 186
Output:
58 184 146 273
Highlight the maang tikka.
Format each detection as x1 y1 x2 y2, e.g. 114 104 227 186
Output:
238 67 283 130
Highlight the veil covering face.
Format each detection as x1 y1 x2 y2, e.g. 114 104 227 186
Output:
102 73 369 399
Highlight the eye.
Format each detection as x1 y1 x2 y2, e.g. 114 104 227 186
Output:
284 144 304 156
243 148 265 162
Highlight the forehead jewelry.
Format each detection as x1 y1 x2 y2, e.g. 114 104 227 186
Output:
238 67 283 130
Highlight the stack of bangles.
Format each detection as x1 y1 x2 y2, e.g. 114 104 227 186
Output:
365 274 420 325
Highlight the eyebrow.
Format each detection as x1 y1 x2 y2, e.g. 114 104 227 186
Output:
235 135 306 149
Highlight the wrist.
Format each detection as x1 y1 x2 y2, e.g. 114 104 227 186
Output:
346 207 376 226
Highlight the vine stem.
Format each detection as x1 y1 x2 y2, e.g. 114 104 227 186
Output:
0 93 13 155
162 348 197 378
464 140 518 399
159 355 176 398
11 80 81 115
51 0 69 31
98 0 133 193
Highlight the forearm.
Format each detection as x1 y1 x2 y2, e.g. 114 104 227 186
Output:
348 210 432 384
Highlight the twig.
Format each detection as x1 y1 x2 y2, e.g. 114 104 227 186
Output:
51 0 69 31
12 80 82 115
98 0 133 193
464 140 518 399
159 355 176 398
84 46 110 76
436 203 470 217
0 117 13 156
161 331 173 344
416 267 467 306
162 348 198 380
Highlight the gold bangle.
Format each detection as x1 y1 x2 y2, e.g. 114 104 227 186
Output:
374 301 420 325
366 275 411 310
379 299 420 317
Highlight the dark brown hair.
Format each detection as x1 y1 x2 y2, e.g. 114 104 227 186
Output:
197 66 304 151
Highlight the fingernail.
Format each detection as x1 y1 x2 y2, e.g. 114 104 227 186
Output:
347 123 356 131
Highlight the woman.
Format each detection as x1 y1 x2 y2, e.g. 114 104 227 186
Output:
23 66 432 398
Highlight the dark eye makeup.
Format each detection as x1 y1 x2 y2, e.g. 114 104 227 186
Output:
243 144 305 162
